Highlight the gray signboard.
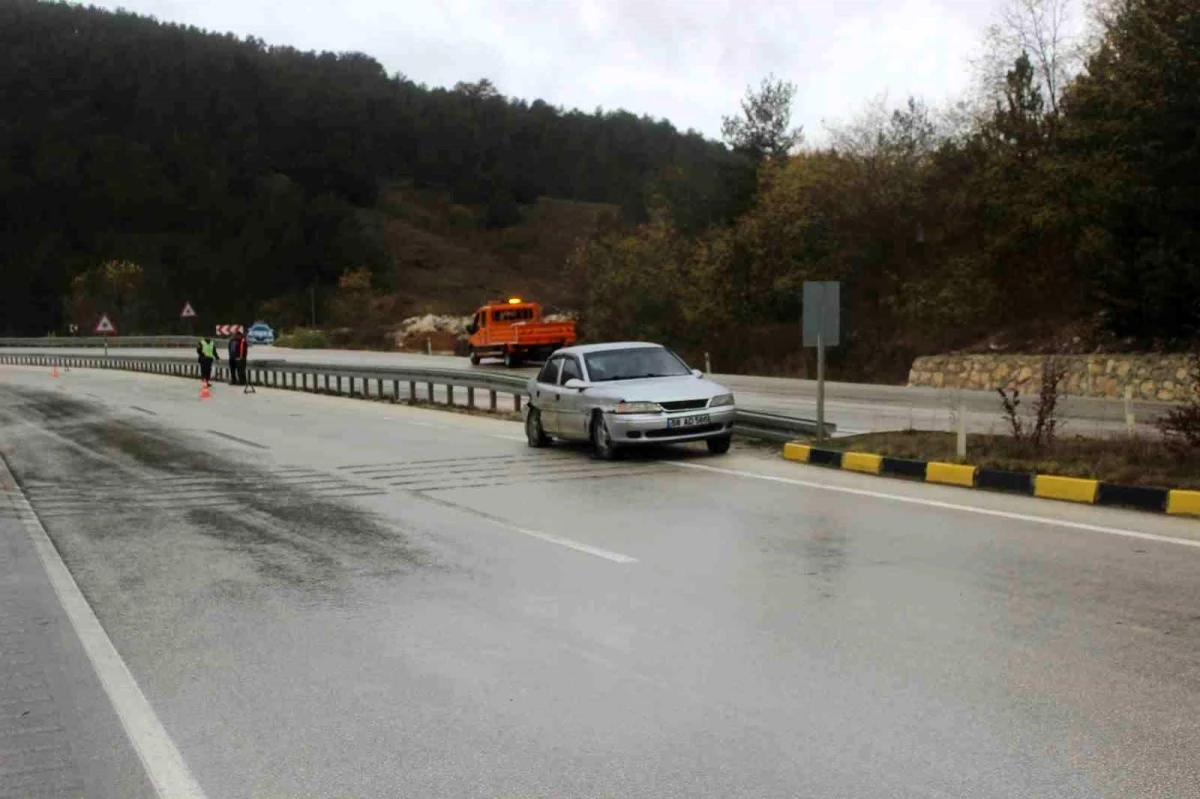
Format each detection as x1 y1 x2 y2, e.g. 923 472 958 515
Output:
802 281 840 347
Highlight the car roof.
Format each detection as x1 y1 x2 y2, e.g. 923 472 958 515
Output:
555 342 665 356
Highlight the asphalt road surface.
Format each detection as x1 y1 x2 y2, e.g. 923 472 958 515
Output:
2 363 1199 798
2 345 1170 438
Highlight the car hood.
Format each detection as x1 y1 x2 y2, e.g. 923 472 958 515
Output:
584 375 731 402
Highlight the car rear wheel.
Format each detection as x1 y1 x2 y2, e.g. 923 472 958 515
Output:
526 408 551 448
469 348 481 366
591 413 619 460
707 435 732 455
503 349 521 368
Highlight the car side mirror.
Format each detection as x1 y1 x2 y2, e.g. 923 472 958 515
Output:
563 378 588 391
466 324 478 335
691 368 703 377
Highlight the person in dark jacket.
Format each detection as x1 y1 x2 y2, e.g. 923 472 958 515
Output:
196 336 219 388
228 330 249 386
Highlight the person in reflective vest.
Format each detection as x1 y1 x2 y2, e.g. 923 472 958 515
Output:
227 330 249 386
196 336 220 387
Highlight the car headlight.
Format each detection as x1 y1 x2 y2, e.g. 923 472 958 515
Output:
708 394 735 407
614 401 663 414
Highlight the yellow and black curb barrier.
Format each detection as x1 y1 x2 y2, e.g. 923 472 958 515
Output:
782 443 1200 517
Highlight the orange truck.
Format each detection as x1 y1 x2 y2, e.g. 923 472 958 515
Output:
466 298 576 367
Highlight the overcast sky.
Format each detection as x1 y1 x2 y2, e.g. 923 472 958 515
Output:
87 0 1038 143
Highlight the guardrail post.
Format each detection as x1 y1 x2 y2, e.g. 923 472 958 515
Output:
427 381 434 402
336 376 343 394
489 390 497 411
391 380 399 402
467 387 475 409
1125 385 1135 438
377 379 383 399
409 381 417 403
956 399 967 458
513 393 521 413
349 377 356 397
446 385 454 406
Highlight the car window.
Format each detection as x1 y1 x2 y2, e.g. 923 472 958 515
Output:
584 347 691 382
559 357 583 385
537 358 561 384
493 308 533 323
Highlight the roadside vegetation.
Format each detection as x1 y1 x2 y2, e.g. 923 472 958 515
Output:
811 355 1200 489
274 329 329 350
571 0 1200 381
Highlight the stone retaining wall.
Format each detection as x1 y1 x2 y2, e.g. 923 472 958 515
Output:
908 354 1198 402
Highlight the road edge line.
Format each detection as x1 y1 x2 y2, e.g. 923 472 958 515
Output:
0 455 208 799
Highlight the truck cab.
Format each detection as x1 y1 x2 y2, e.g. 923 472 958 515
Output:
466 298 577 367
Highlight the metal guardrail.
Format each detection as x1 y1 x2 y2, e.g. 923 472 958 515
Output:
734 409 835 441
0 351 833 439
0 336 212 348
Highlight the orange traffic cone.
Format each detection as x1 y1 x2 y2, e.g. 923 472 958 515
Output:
199 383 212 400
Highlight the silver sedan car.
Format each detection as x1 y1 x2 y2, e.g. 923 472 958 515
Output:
524 342 737 459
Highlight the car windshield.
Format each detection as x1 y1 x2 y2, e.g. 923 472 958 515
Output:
584 347 691 382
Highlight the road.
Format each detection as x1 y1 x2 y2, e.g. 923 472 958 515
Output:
2 362 1199 798
2 345 1170 438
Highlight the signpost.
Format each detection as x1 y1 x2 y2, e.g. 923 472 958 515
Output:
181 301 196 337
95 313 115 357
803 281 840 442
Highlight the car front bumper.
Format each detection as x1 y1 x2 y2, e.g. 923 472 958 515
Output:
607 405 737 444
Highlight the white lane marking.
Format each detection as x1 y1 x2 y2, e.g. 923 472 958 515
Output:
669 461 1200 550
0 460 207 799
413 491 638 564
511 526 639 563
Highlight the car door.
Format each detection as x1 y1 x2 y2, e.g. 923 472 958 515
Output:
555 356 589 441
532 357 563 434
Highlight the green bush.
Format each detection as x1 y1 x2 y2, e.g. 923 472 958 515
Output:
276 328 328 349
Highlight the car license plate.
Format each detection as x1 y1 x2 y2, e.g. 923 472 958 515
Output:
667 413 710 429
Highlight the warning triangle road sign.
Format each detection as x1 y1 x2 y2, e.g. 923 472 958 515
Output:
94 314 116 334
181 301 197 319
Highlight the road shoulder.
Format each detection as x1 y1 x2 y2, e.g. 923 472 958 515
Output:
1 459 157 799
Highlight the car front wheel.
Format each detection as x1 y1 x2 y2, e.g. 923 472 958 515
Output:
526 408 551 448
591 413 619 460
707 435 732 455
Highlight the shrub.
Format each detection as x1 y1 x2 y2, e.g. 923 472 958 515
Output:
1158 355 1200 456
998 356 1068 451
1031 356 1069 448
276 328 328 349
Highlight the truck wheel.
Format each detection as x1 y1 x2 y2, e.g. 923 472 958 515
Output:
504 349 521 368
469 348 480 366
